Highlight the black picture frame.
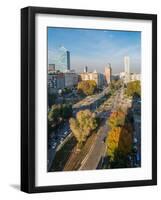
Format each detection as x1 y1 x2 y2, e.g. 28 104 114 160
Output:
21 6 157 193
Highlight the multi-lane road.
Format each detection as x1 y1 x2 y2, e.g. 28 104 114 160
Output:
47 121 70 170
48 86 133 171
48 87 110 171
78 88 123 170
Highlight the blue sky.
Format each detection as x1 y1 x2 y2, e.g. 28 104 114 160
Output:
48 27 141 74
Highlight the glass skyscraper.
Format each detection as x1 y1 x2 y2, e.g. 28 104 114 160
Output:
53 46 70 72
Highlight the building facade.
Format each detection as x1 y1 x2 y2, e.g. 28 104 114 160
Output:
79 70 105 88
124 56 130 83
48 70 79 94
52 46 70 72
64 71 78 88
130 73 141 81
104 64 112 85
48 64 55 73
124 56 130 74
84 66 88 73
48 73 65 94
120 72 141 83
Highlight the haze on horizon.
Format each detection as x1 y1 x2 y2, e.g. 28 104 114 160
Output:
48 27 141 74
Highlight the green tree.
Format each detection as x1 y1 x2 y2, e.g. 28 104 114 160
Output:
109 80 122 92
48 104 73 127
125 80 141 97
77 80 97 96
69 110 98 150
61 104 73 119
48 93 56 108
48 104 61 124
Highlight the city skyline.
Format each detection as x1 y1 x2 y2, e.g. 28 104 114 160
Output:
48 27 141 74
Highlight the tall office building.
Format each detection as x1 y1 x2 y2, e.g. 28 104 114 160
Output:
104 64 112 85
53 46 70 72
66 50 70 70
124 56 130 83
124 56 130 74
84 66 88 73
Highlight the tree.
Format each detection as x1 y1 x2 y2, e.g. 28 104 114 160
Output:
77 80 97 96
125 80 141 97
107 111 125 129
69 110 98 150
106 125 132 161
61 104 73 119
48 104 73 126
117 124 133 154
48 104 61 124
48 93 57 108
109 80 122 92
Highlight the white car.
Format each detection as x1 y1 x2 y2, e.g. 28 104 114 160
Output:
64 131 68 135
52 143 57 149
60 138 64 143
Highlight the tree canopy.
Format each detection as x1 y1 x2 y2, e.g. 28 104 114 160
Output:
48 104 72 126
125 80 141 97
106 109 133 165
109 80 122 92
107 111 125 129
106 125 132 160
77 80 97 96
69 109 98 149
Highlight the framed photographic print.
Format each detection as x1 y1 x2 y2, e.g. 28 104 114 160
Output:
21 6 157 193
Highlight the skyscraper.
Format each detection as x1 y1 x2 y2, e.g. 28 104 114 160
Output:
84 66 88 73
53 46 70 72
124 56 130 83
66 50 70 70
124 56 130 74
104 64 112 85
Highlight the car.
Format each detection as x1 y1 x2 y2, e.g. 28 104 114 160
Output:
64 131 68 135
60 138 64 142
52 143 57 149
133 137 138 143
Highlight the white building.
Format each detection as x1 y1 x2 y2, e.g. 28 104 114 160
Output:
130 73 141 81
79 70 105 88
124 56 130 74
120 72 126 79
124 56 130 83
120 72 141 83
104 64 112 85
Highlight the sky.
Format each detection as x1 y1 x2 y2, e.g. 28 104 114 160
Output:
48 27 141 74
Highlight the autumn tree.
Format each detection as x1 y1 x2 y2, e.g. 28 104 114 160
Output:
69 110 98 150
125 80 141 97
107 111 125 129
106 125 132 161
77 80 97 96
